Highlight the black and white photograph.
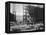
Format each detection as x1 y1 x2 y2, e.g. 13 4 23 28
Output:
5 1 45 33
